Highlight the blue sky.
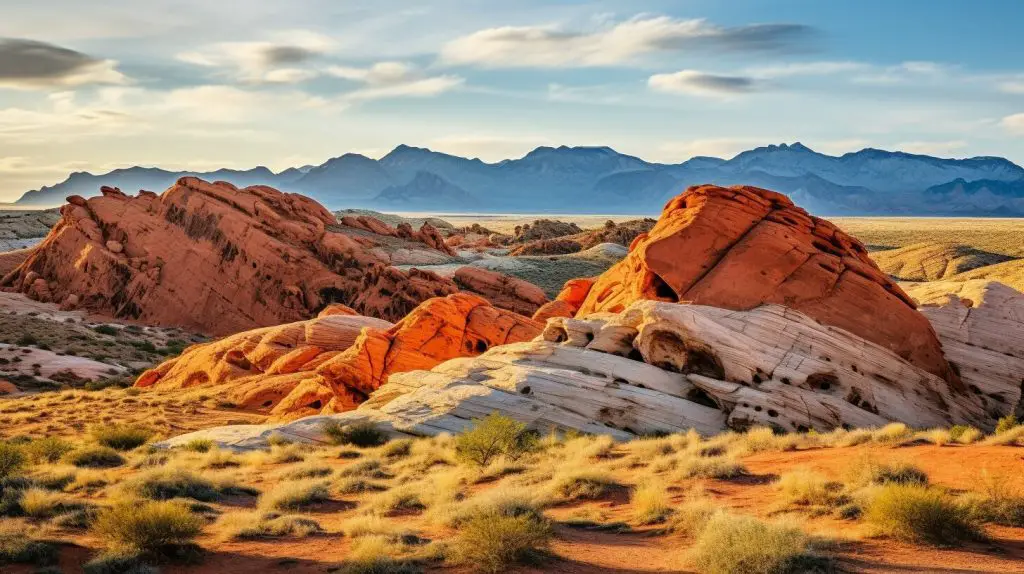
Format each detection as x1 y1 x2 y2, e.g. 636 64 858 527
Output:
1 0 1023 201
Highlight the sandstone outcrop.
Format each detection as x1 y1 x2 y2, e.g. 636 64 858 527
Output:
161 298 999 450
569 184 960 388
904 280 1024 417
452 267 548 317
508 238 582 256
512 219 582 243
1 178 461 335
341 214 457 256
136 293 542 419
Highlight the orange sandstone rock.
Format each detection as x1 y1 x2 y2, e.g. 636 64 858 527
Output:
2 178 459 334
570 185 961 389
453 267 549 317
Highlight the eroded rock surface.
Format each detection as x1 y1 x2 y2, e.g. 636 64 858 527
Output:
1 178 460 334
453 267 548 317
570 184 960 389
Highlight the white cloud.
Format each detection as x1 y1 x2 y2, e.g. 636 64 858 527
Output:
1000 81 1024 95
896 140 968 156
648 70 756 96
328 62 462 101
159 85 328 123
745 61 867 79
547 83 625 104
1001 113 1024 135
175 30 334 84
439 16 811 68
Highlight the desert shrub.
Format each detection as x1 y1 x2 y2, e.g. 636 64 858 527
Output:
960 470 1024 527
955 427 983 444
220 511 322 540
872 422 912 444
846 456 928 488
664 497 720 536
32 468 78 491
92 500 203 553
282 462 333 480
82 548 158 574
323 421 389 448
367 485 426 514
450 510 553 573
380 439 413 459
90 424 153 451
19 487 77 518
0 530 58 566
439 486 544 529
23 437 75 464
340 458 390 479
551 470 620 501
678 455 746 479
337 477 388 495
268 444 305 464
258 480 330 511
66 446 125 468
995 414 1018 435
776 469 845 508
864 484 981 545
93 325 119 336
123 468 220 502
0 443 26 479
455 413 538 468
632 479 672 524
182 439 214 453
920 428 951 446
690 513 817 574
339 535 421 574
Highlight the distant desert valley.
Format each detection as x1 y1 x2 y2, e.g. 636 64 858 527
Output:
0 172 1021 574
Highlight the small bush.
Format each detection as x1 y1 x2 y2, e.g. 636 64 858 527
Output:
0 443 26 479
323 421 389 448
776 469 844 508
865 484 981 546
220 511 322 540
340 514 415 540
0 530 58 566
366 485 425 514
450 511 553 573
183 439 214 453
24 437 75 464
339 535 420 574
961 470 1024 527
19 487 76 518
124 468 220 502
66 446 125 468
678 455 745 479
90 425 154 451
455 413 538 468
690 513 816 574
380 439 413 459
258 480 330 511
92 500 203 553
340 458 390 479
995 414 1018 435
632 479 672 524
846 456 928 488
551 471 620 501
337 478 388 495
82 548 157 574
282 462 333 480
93 325 119 336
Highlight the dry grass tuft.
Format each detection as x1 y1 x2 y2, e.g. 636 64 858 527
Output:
689 513 819 574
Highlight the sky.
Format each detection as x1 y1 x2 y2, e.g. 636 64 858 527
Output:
1 0 1023 201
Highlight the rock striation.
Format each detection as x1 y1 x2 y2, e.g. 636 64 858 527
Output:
570 184 960 388
1 178 475 335
452 267 549 317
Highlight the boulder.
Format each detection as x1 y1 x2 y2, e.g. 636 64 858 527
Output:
453 267 549 317
570 184 960 389
2 177 460 334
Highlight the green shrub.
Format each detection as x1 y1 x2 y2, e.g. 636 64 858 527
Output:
83 548 158 574
182 439 214 453
865 484 981 546
65 446 125 468
90 424 154 451
323 421 390 448
455 413 538 468
551 471 620 501
0 443 26 479
92 500 203 554
690 513 817 574
995 414 1019 435
93 325 120 336
23 437 75 464
450 511 553 573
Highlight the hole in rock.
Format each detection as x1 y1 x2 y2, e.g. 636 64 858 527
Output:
806 373 839 392
307 400 322 410
649 272 679 302
475 340 488 353
686 388 719 409
646 331 725 379
520 386 531 395
551 328 568 343
262 400 273 408
767 409 779 418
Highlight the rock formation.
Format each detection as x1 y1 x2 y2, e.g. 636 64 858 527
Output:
569 184 960 388
160 298 1000 450
452 267 548 317
1 178 469 335
136 293 542 419
512 219 583 243
340 214 456 256
135 308 393 412
871 242 1013 282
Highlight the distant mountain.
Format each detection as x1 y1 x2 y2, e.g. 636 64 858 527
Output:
14 142 1024 216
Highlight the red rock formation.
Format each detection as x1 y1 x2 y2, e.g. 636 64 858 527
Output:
453 267 548 317
136 312 393 412
341 215 457 257
1 178 458 335
308 292 542 413
135 293 542 419
531 277 595 322
508 238 582 256
569 185 962 389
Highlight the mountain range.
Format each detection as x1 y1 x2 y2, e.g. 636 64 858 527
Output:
14 143 1024 216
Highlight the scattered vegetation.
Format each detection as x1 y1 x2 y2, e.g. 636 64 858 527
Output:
323 421 390 448
455 413 538 468
92 500 203 554
689 513 821 574
864 484 982 546
90 424 154 451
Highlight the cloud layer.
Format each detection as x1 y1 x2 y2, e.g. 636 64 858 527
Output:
0 38 126 89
